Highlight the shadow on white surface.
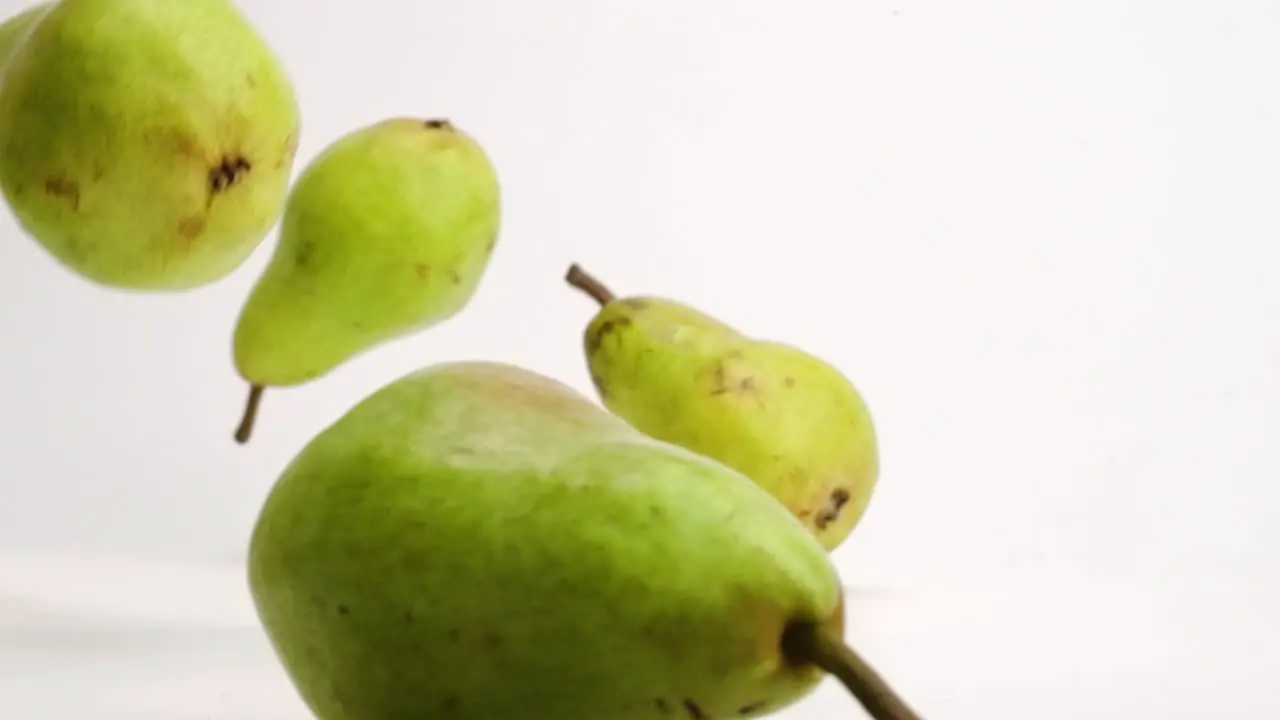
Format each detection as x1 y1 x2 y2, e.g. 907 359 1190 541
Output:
1 553 1277 718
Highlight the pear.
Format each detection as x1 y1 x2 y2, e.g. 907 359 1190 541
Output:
230 117 502 444
564 264 879 552
0 3 52 71
0 0 300 290
247 360 922 720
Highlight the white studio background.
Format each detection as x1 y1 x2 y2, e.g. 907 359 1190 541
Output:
0 1 1277 710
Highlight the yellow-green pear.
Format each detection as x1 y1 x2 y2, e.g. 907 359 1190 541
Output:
247 360 922 720
230 117 501 444
565 264 880 552
0 0 301 290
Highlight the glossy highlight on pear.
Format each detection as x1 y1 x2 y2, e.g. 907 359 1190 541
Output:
246 360 922 720
230 116 502 444
565 263 880 551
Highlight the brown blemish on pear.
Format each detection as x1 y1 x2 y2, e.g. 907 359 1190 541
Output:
814 488 851 530
207 155 252 195
178 216 205 240
683 699 708 719
587 315 631 355
294 240 316 268
44 175 79 209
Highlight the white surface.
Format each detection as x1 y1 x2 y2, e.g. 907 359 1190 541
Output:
1 562 1277 719
0 552 254 630
0 0 1277 716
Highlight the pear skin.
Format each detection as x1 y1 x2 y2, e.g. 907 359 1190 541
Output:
565 264 879 552
230 117 501 444
247 361 921 720
0 3 52 72
0 0 300 290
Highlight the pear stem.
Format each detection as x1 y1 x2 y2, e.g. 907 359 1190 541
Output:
782 622 924 720
233 384 265 445
564 263 615 306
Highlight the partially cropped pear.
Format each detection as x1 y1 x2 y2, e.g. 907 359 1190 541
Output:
230 117 501 444
0 0 300 290
564 264 880 552
247 360 922 720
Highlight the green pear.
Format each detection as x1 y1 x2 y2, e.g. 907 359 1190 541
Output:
0 3 52 72
230 117 502 444
564 264 880 552
247 360 921 720
0 0 300 290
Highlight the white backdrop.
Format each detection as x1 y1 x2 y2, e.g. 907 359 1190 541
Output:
0 2 1277 715
1 0 1276 584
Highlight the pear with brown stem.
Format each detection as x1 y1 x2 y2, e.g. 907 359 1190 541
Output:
230 117 501 443
248 360 924 720
565 263 879 551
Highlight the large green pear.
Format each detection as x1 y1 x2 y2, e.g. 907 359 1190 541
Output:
230 117 501 444
247 361 921 720
564 264 880 552
0 0 300 290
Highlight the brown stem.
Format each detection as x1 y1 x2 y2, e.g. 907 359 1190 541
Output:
564 263 615 306
233 384 265 445
782 622 924 720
